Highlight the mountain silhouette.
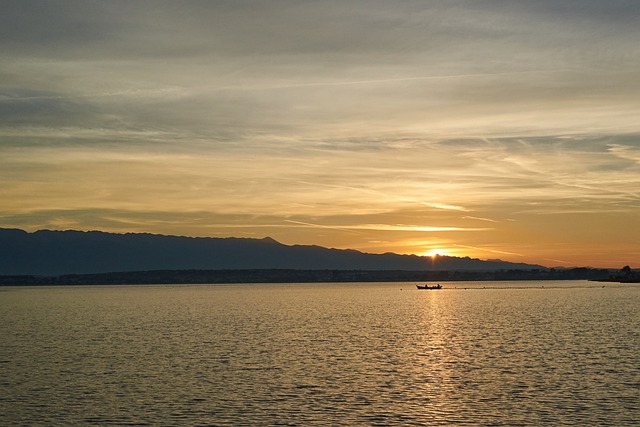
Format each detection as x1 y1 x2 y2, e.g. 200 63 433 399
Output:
0 228 545 275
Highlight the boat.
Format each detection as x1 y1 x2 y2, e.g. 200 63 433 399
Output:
416 284 442 290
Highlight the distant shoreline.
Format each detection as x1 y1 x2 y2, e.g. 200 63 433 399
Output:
0 268 613 286
593 278 640 284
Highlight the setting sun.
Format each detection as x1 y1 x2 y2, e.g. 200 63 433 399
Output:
422 248 450 258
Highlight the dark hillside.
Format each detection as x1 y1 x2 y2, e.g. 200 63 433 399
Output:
0 228 545 275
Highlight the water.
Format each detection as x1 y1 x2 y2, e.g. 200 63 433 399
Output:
1 281 638 426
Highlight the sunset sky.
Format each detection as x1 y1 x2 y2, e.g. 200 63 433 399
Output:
1 1 639 268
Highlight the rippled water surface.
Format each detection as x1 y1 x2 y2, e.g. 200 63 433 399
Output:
1 281 639 426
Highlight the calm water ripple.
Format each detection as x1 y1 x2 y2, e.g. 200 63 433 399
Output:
1 281 639 426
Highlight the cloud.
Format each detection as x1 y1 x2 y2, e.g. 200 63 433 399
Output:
463 216 499 223
607 143 640 165
351 224 491 232
419 202 469 212
452 244 523 258
284 220 490 233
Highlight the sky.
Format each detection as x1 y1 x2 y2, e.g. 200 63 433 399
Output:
1 0 639 268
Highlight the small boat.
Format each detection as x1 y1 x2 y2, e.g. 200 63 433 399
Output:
416 284 442 290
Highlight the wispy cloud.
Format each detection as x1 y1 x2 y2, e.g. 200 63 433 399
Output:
463 216 499 223
285 220 490 233
283 219 365 234
607 143 640 165
421 202 469 212
208 69 570 92
354 224 492 232
452 244 523 257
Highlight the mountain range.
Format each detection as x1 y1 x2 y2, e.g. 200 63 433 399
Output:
0 228 545 276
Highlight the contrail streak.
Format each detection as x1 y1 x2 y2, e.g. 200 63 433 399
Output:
452 244 522 257
283 219 365 234
284 220 490 233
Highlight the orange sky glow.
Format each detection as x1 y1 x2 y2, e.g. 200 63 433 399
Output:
1 1 639 268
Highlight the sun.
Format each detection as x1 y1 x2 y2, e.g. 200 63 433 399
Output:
422 248 450 257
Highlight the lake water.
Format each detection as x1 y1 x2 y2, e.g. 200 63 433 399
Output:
1 280 638 426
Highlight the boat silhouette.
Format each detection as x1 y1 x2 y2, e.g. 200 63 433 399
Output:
416 284 442 290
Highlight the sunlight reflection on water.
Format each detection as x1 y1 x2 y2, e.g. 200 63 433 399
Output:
1 281 638 426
